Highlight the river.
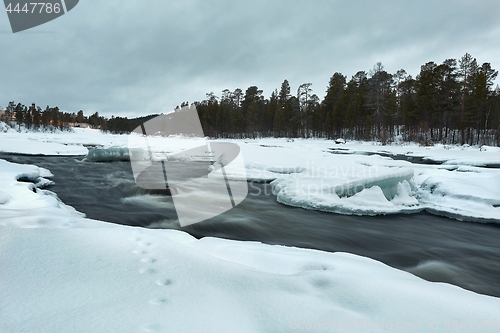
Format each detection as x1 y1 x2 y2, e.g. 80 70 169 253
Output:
2 153 500 298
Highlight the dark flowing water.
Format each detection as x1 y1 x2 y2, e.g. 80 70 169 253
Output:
2 153 500 298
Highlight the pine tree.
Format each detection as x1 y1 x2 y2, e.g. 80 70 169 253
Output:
15 103 24 131
322 73 346 139
435 59 460 143
367 63 394 140
297 83 313 137
416 61 439 142
459 53 479 144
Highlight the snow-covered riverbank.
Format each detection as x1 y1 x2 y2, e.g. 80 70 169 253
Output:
1 126 500 222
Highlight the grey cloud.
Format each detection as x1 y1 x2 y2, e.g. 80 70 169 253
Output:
1 0 499 117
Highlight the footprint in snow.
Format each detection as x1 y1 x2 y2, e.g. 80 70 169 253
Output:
149 297 168 305
138 268 157 275
155 278 172 286
141 257 157 263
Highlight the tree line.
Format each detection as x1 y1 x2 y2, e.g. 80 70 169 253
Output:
0 102 75 131
3 53 499 146
0 102 154 134
193 53 499 146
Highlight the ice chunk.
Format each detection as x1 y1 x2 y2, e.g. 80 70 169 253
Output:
267 166 305 174
84 147 148 162
39 167 54 178
391 180 419 207
417 169 500 222
272 167 420 215
34 177 55 188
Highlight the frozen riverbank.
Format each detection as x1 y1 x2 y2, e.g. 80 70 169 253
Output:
1 125 499 223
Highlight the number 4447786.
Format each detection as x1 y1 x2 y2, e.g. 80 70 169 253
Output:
5 2 61 14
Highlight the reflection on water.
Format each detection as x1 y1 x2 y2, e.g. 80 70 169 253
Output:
2 153 500 297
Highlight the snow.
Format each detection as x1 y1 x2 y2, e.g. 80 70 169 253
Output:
0 137 88 155
0 127 498 224
1 161 500 333
0 123 143 156
4 220 500 332
329 141 500 168
0 159 83 228
2 128 500 331
270 166 419 215
1 126 499 223
232 139 499 222
415 166 500 222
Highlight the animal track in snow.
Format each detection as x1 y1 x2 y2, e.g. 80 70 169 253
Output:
141 257 157 263
155 278 172 286
149 297 168 305
138 267 157 275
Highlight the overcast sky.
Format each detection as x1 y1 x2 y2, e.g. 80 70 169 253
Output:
1 0 500 118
